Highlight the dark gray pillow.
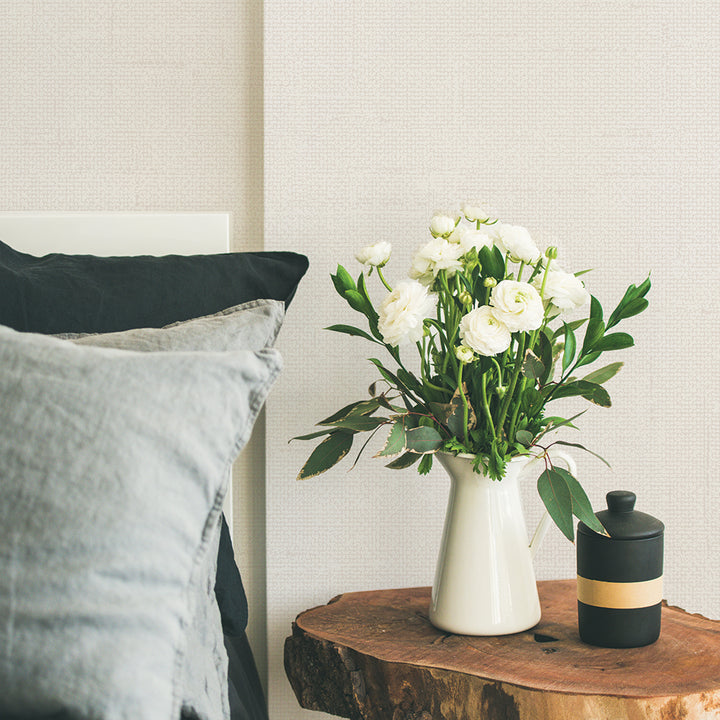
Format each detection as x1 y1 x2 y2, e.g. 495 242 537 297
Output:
0 326 281 720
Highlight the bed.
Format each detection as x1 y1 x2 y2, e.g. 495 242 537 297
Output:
0 213 308 720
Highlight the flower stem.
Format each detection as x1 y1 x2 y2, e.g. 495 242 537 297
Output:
457 363 470 447
376 266 393 292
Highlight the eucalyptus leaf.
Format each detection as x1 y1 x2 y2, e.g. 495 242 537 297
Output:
515 430 534 447
325 324 379 343
550 440 611 468
324 415 387 432
405 426 443 454
554 467 608 536
522 350 545 381
290 428 336 442
318 399 380 425
297 431 354 480
375 422 407 457
385 452 421 470
537 469 574 541
581 362 623 385
551 380 611 407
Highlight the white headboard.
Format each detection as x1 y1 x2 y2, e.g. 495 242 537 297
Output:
0 211 234 523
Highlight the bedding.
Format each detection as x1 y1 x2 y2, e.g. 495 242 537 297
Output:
62 299 284 720
0 326 281 720
0 239 308 720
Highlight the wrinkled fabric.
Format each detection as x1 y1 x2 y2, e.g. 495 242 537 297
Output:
0 327 281 720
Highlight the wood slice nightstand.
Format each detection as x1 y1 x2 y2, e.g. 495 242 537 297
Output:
284 579 720 720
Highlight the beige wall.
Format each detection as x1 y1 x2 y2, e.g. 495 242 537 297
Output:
2 2 719 720
265 2 719 718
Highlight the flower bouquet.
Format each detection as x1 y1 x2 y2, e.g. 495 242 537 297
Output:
294 204 650 540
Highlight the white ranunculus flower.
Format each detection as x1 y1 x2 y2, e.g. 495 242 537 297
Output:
535 268 590 311
458 229 494 256
409 237 465 285
461 201 494 223
490 280 544 333
429 211 459 238
355 241 392 267
492 223 542 264
377 280 437 346
459 306 512 357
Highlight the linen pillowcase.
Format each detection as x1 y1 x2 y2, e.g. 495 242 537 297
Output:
0 239 308 643
0 239 309 334
0 325 281 720
62 298 284 720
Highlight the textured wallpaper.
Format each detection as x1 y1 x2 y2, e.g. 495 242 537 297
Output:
265 2 719 718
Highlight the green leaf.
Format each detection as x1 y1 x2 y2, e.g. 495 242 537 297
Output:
405 426 443 454
552 318 586 341
318 399 380 425
551 380 611 407
550 440 611 468
323 415 386 432
562 322 576 373
522 350 545 382
290 428 336 442
574 350 601 369
581 317 605 354
385 452 421 470
535 331 554 384
344 288 372 315
479 244 505 280
298 431 354 479
554 467 608 536
330 265 356 296
515 430 534 447
581 361 623 385
376 422 407 457
606 276 651 329
589 295 603 322
325 324 379 343
592 332 634 352
537 469 574 541
418 454 434 475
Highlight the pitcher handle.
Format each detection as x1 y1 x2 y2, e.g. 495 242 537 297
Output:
528 448 577 559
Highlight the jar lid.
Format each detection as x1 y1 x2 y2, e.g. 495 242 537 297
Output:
578 490 664 540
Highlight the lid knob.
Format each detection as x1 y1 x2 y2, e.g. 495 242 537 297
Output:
607 490 636 513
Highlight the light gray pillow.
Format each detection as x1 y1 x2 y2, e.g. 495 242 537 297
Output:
60 298 285 720
61 297 285 352
0 325 281 720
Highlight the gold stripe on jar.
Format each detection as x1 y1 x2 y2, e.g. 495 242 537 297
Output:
576 575 663 609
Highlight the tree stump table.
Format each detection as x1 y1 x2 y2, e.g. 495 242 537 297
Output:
284 579 720 719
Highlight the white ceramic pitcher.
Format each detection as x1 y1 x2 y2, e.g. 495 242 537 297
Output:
429 449 577 636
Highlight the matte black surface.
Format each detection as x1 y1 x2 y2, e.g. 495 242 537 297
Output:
578 490 664 541
578 601 662 648
577 533 663 583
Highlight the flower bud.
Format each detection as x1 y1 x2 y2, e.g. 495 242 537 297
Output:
455 344 475 364
458 290 472 307
545 246 558 260
429 212 459 238
483 277 497 288
496 385 507 399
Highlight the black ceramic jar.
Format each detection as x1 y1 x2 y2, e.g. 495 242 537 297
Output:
576 490 664 648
